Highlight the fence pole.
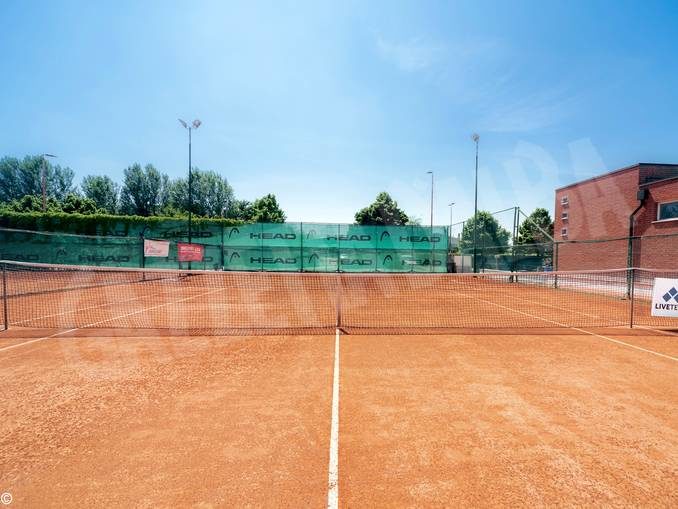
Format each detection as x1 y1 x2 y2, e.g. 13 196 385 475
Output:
553 242 559 288
300 222 304 272
625 235 635 299
220 223 225 270
335 273 342 328
2 263 8 331
337 223 341 273
511 207 520 272
629 268 635 328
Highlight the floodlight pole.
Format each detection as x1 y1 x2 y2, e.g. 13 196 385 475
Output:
188 126 192 244
427 171 434 272
448 202 455 250
472 133 479 273
41 154 56 212
179 119 201 245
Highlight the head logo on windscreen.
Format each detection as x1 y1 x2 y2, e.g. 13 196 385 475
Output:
229 252 240 263
663 287 678 303
380 231 391 241
382 254 393 265
228 227 240 239
306 229 317 240
308 253 320 264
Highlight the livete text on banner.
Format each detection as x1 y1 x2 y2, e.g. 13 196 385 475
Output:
651 278 678 317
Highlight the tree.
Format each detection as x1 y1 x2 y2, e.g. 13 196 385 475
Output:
516 208 554 245
0 194 61 213
0 155 75 202
50 165 76 200
250 194 286 223
81 175 119 213
355 192 409 225
225 199 253 221
167 169 234 217
0 156 21 202
119 163 169 216
459 211 511 252
60 193 100 214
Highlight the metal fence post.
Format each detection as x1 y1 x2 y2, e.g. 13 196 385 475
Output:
300 222 304 273
553 242 559 289
629 268 636 328
2 263 8 331
335 273 342 328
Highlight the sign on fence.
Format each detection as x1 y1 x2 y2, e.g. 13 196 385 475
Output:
651 278 678 317
143 239 170 257
177 243 205 262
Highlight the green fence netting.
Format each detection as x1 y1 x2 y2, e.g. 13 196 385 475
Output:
1 223 449 273
0 229 142 267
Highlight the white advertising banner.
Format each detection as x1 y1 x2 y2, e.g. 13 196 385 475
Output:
651 278 678 317
143 239 170 257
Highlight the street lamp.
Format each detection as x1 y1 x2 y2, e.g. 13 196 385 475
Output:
448 201 455 244
178 119 202 245
41 154 57 212
471 133 479 273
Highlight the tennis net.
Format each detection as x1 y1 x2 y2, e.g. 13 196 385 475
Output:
1 261 675 334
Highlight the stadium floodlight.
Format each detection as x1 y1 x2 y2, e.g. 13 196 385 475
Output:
471 133 480 273
41 154 57 212
427 171 434 272
178 119 202 252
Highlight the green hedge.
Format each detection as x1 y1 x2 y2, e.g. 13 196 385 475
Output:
0 211 242 237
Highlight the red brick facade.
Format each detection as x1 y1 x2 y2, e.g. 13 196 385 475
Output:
554 164 678 270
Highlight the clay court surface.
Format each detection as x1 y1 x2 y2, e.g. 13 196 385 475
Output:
1 266 677 507
1 324 677 507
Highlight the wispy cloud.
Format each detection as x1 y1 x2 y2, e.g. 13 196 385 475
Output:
376 36 443 72
477 88 578 133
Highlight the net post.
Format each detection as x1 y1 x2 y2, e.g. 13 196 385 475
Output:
2 262 8 331
629 268 635 328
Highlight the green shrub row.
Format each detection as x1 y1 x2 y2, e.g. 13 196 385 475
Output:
0 211 243 237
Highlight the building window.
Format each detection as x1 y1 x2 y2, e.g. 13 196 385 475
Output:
561 228 568 237
561 211 568 221
561 195 569 205
657 201 678 221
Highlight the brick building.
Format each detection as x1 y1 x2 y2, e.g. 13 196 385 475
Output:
554 163 678 270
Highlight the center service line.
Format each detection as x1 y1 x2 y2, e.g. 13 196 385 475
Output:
327 328 340 509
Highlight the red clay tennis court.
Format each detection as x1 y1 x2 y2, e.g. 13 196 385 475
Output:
1 262 676 507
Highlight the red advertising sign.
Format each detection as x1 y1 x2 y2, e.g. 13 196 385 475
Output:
177 242 205 262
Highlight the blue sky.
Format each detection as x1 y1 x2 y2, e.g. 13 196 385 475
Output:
1 0 677 229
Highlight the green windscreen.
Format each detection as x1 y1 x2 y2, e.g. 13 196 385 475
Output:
1 222 450 273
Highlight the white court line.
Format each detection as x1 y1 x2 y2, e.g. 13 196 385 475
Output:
327 328 340 509
488 288 628 327
486 283 678 337
10 285 190 326
0 286 225 354
453 289 678 362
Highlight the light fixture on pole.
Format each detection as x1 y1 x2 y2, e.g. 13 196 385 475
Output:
41 154 57 212
178 119 202 246
448 201 455 241
471 133 480 273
